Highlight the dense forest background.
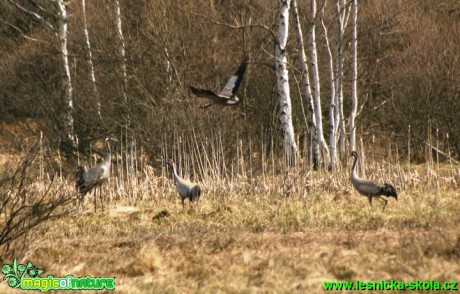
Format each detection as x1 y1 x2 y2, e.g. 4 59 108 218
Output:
0 0 458 170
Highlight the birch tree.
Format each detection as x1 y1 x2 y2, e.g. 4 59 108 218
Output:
81 0 101 119
319 0 351 170
8 0 76 150
309 0 330 168
275 0 298 166
335 0 351 159
56 0 75 149
349 0 358 152
320 1 338 170
114 0 129 107
291 0 319 170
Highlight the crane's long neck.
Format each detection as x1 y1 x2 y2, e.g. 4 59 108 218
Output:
104 141 111 167
351 154 358 180
170 163 180 182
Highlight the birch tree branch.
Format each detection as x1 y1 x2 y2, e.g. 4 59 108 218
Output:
29 0 53 17
187 10 277 40
0 17 55 47
7 0 55 31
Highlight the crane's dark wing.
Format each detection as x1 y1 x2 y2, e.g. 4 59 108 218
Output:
219 60 248 98
355 178 382 196
189 86 221 100
75 166 87 191
190 86 235 107
381 183 397 198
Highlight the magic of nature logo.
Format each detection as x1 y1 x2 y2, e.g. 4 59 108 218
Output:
2 258 115 292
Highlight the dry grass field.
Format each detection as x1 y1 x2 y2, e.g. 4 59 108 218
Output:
1 151 460 293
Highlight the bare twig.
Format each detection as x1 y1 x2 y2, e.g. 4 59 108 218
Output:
0 146 73 251
7 0 55 32
0 18 55 47
186 10 276 40
425 142 459 164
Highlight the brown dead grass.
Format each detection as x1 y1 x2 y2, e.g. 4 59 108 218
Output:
1 184 460 293
1 131 460 292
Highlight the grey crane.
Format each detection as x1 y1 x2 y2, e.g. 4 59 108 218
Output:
189 58 248 109
165 159 201 209
75 137 112 212
350 151 398 211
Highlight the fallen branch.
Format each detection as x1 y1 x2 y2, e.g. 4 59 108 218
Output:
425 142 459 164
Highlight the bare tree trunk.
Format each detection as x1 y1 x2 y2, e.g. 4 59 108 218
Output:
349 0 358 152
321 2 338 171
114 0 128 107
161 0 173 90
81 0 101 119
8 0 76 151
57 0 75 150
335 0 344 161
275 0 298 167
291 0 318 170
335 0 351 161
309 0 330 168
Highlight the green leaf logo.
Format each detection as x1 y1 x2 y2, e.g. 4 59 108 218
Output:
2 259 21 288
17 264 26 272
2 259 44 288
7 277 19 287
1 264 12 275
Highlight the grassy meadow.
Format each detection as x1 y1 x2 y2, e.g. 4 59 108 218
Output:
1 138 460 293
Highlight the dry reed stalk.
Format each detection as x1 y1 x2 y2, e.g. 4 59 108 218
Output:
60 123 460 210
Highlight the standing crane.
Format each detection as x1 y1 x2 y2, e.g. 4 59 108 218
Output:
189 58 248 109
350 151 398 211
75 137 113 212
165 159 201 209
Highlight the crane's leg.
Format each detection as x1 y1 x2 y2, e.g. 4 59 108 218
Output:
182 198 185 210
379 197 388 211
79 194 85 211
191 197 199 214
76 194 82 211
368 196 373 209
100 186 104 211
94 189 97 213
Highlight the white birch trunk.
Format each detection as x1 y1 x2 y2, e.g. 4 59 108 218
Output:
309 0 330 167
9 0 76 150
321 7 338 170
161 1 172 89
114 0 128 106
335 0 345 160
349 0 358 152
291 0 318 170
335 0 352 160
57 0 75 148
275 0 298 166
81 0 101 119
